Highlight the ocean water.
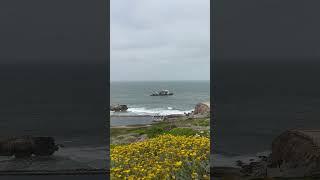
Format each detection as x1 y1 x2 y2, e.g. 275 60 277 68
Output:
213 61 320 166
0 64 108 171
110 81 210 126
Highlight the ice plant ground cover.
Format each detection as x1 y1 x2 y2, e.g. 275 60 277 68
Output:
111 134 210 179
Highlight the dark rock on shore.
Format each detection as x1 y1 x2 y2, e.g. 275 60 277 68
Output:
33 137 59 156
269 129 320 177
240 161 268 177
190 102 211 118
229 129 320 178
211 167 242 178
0 136 59 158
110 104 128 112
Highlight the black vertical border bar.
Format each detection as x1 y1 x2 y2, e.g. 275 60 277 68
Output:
210 0 213 168
210 0 215 173
211 0 223 174
106 0 111 177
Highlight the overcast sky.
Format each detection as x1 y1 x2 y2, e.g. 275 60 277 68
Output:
0 0 106 64
111 0 210 81
215 0 320 62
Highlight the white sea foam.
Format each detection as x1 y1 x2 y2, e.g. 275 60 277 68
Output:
127 107 193 116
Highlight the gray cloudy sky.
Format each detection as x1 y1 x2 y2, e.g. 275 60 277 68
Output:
0 0 106 64
111 0 210 81
215 0 320 62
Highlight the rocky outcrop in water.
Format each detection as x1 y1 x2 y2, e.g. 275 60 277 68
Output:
0 136 59 158
110 104 128 112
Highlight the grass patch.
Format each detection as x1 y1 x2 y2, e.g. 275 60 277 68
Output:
146 126 166 138
191 118 210 126
200 130 210 137
165 128 198 136
162 117 210 127
110 128 134 137
110 144 117 149
111 127 149 137
130 129 146 135
145 124 177 138
111 117 210 142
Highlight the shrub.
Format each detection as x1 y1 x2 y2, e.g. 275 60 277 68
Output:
145 124 177 138
110 134 210 179
145 127 165 138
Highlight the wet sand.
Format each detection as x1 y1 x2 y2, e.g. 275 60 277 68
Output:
111 116 156 126
111 124 151 129
0 146 108 171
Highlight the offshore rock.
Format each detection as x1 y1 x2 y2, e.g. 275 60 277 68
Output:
110 104 128 112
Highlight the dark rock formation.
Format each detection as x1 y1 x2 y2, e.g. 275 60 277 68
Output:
234 129 320 178
33 137 59 156
239 160 268 177
271 129 320 167
269 129 320 177
0 136 59 158
211 167 242 178
110 104 128 112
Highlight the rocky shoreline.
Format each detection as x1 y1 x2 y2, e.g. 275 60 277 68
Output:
110 102 210 117
110 102 320 179
110 102 210 144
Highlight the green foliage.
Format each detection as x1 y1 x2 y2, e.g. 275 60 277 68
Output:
199 130 210 137
165 128 198 136
145 124 177 138
146 127 166 138
111 117 210 143
174 160 210 179
191 118 210 126
130 129 146 135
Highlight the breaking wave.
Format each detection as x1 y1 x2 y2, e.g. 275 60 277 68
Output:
127 107 193 116
110 107 193 116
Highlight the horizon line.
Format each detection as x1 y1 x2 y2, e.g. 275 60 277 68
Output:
110 79 210 82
